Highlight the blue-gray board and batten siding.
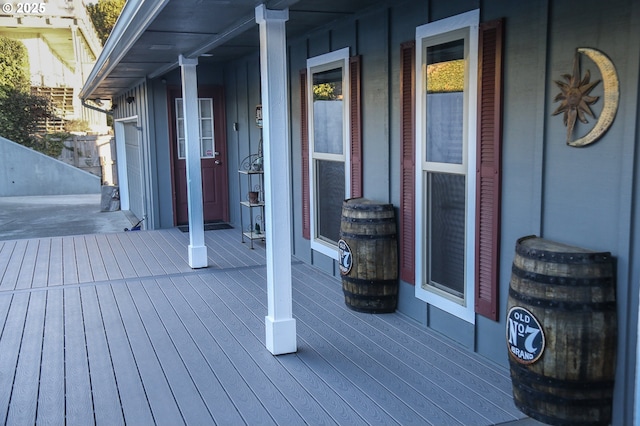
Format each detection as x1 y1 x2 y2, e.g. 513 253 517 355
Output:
0 228 528 425
107 0 639 422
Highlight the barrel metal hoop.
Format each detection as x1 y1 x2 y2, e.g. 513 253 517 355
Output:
508 287 616 311
512 264 614 287
510 361 615 391
341 216 395 224
343 290 397 300
340 231 397 240
343 201 394 212
516 236 612 264
515 403 611 426
513 380 613 407
515 401 609 426
342 275 398 286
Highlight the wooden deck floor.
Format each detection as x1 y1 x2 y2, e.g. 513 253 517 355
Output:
0 228 526 425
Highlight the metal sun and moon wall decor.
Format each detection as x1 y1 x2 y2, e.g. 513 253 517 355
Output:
552 47 619 147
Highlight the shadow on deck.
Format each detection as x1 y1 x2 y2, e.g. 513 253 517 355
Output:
0 227 529 425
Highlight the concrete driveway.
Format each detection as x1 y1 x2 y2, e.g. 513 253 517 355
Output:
0 194 135 241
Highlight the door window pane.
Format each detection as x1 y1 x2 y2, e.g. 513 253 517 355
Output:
425 39 464 164
201 138 214 157
176 99 184 119
178 138 185 159
200 120 213 139
176 99 185 158
199 99 212 118
316 159 345 244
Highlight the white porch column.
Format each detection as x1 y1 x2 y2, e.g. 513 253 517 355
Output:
256 4 296 355
179 55 208 269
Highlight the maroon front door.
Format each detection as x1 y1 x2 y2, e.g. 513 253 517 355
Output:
168 86 229 225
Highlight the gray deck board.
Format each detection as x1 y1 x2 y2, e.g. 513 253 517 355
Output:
291 282 468 424
63 288 94 425
197 271 372 426
300 265 521 420
114 234 153 278
212 269 400 425
105 234 138 279
0 293 29 424
188 273 335 426
0 229 526 426
93 233 124 281
81 286 125 425
47 237 63 286
32 238 50 288
182 274 305 425
0 241 14 287
143 231 192 273
204 228 265 268
0 293 13 338
0 240 26 291
6 292 45 425
75 236 95 283
95 284 155 425
110 282 186 425
136 230 189 274
163 275 276 425
125 232 172 276
232 268 446 425
292 265 520 422
126 281 215 425
62 238 78 285
36 289 65 425
84 235 110 282
377 315 521 418
15 239 37 290
143 278 249 425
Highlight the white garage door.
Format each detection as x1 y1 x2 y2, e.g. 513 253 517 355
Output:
123 122 144 221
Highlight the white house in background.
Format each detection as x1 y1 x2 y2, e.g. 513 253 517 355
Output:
0 0 108 133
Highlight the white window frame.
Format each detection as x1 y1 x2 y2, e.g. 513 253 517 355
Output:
414 10 479 324
307 47 351 259
175 97 215 159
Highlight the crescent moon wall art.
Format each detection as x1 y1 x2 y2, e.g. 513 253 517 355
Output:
552 47 619 147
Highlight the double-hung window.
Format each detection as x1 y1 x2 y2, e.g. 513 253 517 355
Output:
307 48 351 258
415 10 479 323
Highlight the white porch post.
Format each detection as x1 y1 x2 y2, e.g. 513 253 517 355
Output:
179 55 208 269
256 4 297 355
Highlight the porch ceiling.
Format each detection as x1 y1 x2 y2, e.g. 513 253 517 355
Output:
81 0 389 101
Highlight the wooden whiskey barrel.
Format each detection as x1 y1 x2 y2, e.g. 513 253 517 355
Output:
338 198 398 313
506 235 617 426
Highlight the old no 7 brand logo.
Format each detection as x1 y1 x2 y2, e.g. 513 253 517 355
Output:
338 239 352 275
506 306 545 364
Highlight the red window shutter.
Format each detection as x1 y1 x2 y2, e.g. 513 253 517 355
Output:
349 55 363 198
475 19 504 321
400 41 416 285
300 69 311 240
